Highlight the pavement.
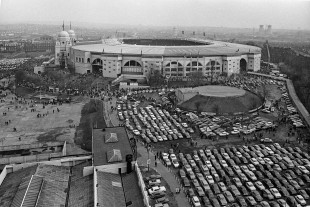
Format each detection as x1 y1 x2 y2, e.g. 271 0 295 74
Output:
136 141 191 207
102 96 119 127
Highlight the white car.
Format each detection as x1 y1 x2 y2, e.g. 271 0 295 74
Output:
192 196 201 207
206 175 214 184
149 179 161 186
133 130 140 135
250 158 259 165
246 182 256 191
148 186 166 195
164 158 171 166
264 158 274 165
298 166 310 174
172 160 179 168
170 154 177 161
270 188 281 198
162 153 169 160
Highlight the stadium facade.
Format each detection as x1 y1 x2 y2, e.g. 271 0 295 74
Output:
55 28 261 81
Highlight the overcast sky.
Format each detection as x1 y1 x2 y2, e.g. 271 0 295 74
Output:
0 0 309 30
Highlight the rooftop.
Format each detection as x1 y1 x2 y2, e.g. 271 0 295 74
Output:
72 38 261 56
96 171 126 207
93 127 133 166
68 175 94 207
0 164 71 207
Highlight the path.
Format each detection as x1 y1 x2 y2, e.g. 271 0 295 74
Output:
137 142 191 207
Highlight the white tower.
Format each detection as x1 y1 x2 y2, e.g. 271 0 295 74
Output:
68 22 76 45
55 21 71 67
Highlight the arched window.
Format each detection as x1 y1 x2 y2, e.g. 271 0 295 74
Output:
186 61 203 72
165 61 183 76
87 58 90 63
124 60 142 67
92 58 103 65
206 61 221 75
82 58 84 63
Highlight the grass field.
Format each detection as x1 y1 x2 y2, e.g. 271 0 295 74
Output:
180 91 263 114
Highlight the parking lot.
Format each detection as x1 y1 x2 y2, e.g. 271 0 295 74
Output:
161 143 310 207
114 74 310 207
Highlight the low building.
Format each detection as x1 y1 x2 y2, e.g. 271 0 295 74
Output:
92 126 134 174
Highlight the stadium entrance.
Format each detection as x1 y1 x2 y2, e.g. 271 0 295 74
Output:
92 59 103 74
240 58 247 72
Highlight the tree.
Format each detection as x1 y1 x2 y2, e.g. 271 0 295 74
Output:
194 102 202 113
15 70 26 84
148 70 165 86
189 71 204 86
212 105 220 115
261 84 270 100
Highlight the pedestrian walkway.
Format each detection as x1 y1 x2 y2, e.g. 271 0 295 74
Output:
136 142 191 207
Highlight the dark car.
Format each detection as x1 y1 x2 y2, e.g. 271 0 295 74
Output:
183 177 191 187
263 179 274 188
271 178 282 189
296 177 305 186
286 184 297 195
236 196 247 207
150 191 166 199
210 197 221 207
302 174 310 183
225 167 235 177
299 189 310 200
186 188 195 197
251 190 263 202
269 201 280 207
255 171 264 180
264 171 273 179
246 196 257 206
262 189 274 200
286 196 297 206
201 196 211 205
212 183 221 195
206 189 215 199
241 157 248 164
272 171 283 180
279 186 290 197
239 186 250 196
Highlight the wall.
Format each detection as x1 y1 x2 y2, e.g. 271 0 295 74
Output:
94 161 135 174
3 155 92 173
0 152 64 165
0 166 8 186
0 141 64 152
135 162 151 207
102 56 120 78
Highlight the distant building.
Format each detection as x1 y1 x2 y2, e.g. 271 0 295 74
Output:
266 25 272 35
259 25 264 35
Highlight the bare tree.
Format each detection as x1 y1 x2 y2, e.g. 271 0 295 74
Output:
194 102 202 113
212 105 220 115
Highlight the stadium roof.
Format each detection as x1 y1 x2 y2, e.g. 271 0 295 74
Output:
93 127 133 166
72 38 261 56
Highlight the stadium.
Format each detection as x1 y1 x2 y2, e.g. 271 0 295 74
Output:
63 37 261 83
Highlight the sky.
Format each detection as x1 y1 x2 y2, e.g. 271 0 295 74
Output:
0 0 310 30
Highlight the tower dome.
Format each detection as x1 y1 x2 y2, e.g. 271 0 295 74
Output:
58 31 70 42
